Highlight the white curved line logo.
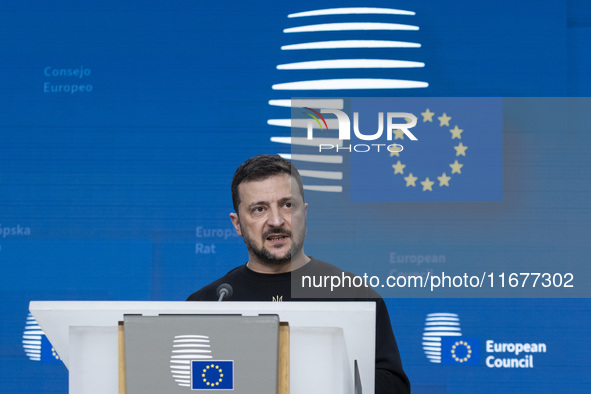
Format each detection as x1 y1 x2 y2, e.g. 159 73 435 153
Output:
268 7 428 193
22 313 60 362
281 40 421 50
283 22 419 33
170 335 213 388
422 313 462 363
288 7 415 18
22 313 44 361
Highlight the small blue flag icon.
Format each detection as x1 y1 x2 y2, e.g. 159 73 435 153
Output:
192 360 234 390
441 337 481 365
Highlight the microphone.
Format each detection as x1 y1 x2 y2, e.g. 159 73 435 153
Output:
216 283 233 301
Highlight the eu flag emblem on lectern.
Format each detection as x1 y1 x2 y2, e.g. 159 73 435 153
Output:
192 360 234 390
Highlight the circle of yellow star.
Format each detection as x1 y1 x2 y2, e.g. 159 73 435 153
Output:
450 125 463 139
450 160 463 174
454 142 468 156
451 340 472 363
390 108 468 192
438 113 451 127
202 364 224 387
437 172 451 187
404 173 418 187
421 108 435 122
421 177 434 191
392 161 406 174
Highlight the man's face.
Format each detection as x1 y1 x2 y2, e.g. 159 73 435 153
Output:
230 173 307 266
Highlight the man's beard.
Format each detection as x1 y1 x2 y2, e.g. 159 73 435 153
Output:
242 226 305 266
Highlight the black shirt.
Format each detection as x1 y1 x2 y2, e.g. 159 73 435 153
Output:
187 258 411 394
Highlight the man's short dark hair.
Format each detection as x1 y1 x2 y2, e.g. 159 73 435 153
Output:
231 154 305 213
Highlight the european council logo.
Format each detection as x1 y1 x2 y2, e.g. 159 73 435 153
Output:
22 313 61 363
350 97 502 201
441 337 481 365
192 361 234 390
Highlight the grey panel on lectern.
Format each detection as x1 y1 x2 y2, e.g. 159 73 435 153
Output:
124 314 279 393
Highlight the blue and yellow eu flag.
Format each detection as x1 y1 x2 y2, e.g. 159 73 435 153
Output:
441 337 481 365
192 360 234 390
349 97 502 201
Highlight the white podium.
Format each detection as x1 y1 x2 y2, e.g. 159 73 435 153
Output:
29 301 375 394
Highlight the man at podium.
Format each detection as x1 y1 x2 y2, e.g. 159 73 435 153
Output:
187 154 411 394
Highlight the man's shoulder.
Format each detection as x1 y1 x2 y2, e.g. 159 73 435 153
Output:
186 265 244 301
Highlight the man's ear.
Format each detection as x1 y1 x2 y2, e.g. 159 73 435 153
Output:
230 212 242 236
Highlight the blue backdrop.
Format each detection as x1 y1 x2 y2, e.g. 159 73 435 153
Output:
1 0 590 392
